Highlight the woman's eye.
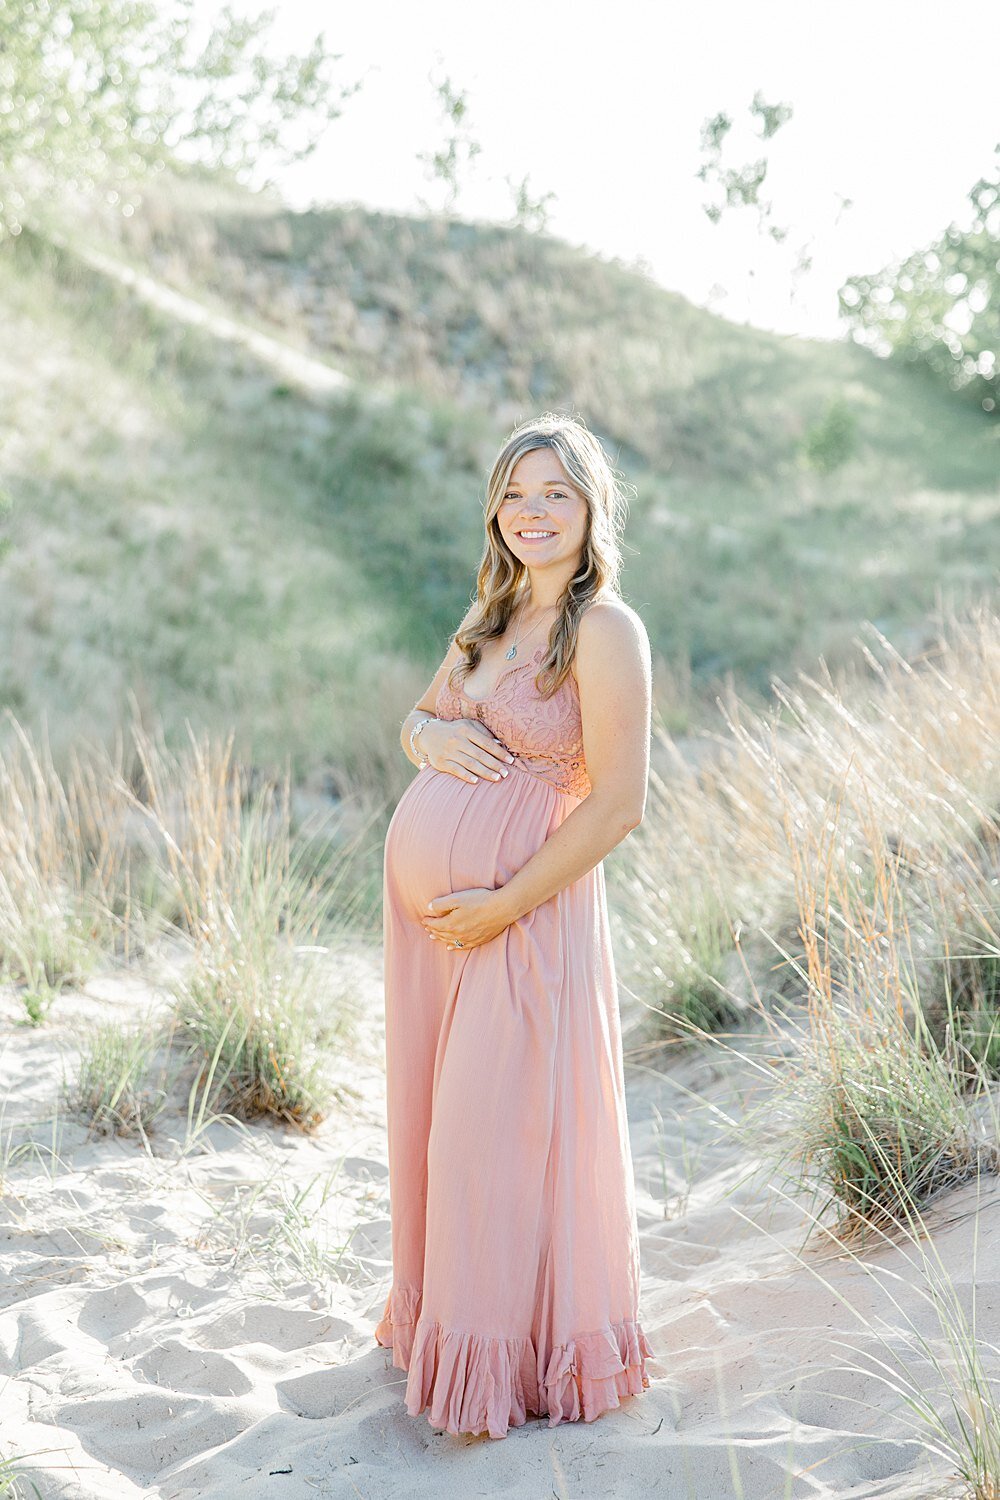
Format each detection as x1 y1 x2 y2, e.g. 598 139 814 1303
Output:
503 491 567 500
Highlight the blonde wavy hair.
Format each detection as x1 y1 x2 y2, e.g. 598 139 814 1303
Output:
446 412 631 700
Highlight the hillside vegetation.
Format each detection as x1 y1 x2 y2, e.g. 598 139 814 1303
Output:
0 170 997 789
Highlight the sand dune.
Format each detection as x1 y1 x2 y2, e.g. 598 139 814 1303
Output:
1 947 995 1498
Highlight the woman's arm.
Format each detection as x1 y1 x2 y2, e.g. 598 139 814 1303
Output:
398 602 478 767
489 599 652 925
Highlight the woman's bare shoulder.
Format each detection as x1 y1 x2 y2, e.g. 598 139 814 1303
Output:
577 595 649 654
580 594 644 628
570 595 649 688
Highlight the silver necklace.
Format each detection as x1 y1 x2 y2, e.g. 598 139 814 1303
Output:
505 596 553 659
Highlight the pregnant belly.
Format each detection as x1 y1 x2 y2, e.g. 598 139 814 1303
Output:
384 762 572 922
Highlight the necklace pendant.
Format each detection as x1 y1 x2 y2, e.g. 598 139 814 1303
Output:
505 644 517 659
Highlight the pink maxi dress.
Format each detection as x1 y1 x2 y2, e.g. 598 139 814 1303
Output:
374 641 653 1439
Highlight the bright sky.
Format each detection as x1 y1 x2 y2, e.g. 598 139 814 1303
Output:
229 0 999 342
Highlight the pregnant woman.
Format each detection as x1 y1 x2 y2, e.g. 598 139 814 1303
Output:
374 411 654 1439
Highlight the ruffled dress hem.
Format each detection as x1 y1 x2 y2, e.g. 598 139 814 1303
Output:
375 1285 654 1440
374 1284 422 1370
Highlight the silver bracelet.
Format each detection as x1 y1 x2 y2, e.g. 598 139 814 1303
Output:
409 714 436 769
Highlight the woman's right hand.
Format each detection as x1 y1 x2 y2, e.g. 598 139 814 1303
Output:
417 717 516 784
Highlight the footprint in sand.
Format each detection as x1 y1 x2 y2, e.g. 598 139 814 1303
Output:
133 1338 254 1397
198 1303 352 1353
77 1282 149 1340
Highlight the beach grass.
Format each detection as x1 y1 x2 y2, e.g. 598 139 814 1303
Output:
615 600 1000 1249
0 1452 45 1499
188 1158 375 1296
0 717 129 1024
117 717 367 1131
63 1015 170 1140
770 776 999 1242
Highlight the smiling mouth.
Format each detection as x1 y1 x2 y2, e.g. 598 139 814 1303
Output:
516 530 556 539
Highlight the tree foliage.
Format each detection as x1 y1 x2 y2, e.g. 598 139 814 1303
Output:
839 147 1000 413
0 0 361 233
416 72 482 216
696 90 795 242
504 171 556 234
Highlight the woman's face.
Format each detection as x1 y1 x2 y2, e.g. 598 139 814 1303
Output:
496 447 589 573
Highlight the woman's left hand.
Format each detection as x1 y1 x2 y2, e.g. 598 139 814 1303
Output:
421 888 512 950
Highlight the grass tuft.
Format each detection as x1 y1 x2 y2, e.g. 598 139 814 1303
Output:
63 1017 169 1139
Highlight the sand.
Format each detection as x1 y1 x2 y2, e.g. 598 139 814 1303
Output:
2 941 997 1499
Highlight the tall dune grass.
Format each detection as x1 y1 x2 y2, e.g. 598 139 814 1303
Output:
0 714 131 1022
117 719 369 1131
619 599 1000 1019
615 600 1000 1239
929 826 1000 1087
767 779 999 1242
627 597 1000 1487
0 695 378 1134
719 597 1000 1130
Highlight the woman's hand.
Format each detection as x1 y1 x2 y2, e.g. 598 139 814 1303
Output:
421 887 514 950
417 717 515 783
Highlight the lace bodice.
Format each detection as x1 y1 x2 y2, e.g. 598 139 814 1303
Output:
434 645 591 799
